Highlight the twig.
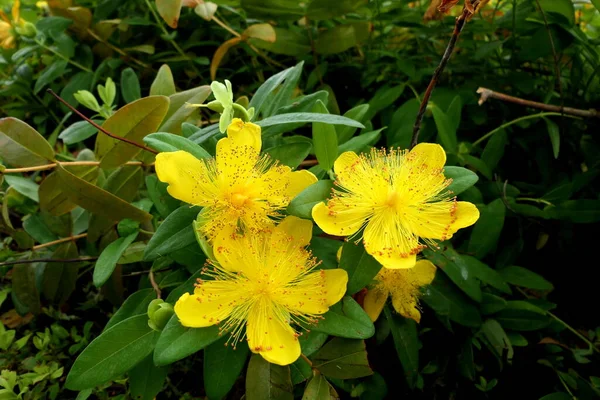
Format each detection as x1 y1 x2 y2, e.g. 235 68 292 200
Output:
34 39 93 73
2 161 152 174
300 353 313 367
32 234 88 251
299 159 319 168
533 0 564 106
86 29 151 70
410 1 481 149
47 90 159 155
476 87 598 118
149 269 161 299
0 256 98 267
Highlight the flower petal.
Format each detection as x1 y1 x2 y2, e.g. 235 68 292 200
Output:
411 260 437 286
286 170 318 199
312 201 368 237
246 302 301 366
155 150 217 206
215 121 261 184
363 286 389 322
363 216 419 269
334 151 360 177
276 215 313 247
407 143 446 172
226 118 261 154
174 286 237 328
391 295 422 323
213 232 261 279
410 201 480 240
323 269 348 306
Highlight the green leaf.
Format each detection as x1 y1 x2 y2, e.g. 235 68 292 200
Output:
258 113 365 132
299 331 329 358
105 289 156 331
593 0 600 11
498 266 554 291
312 338 372 380
159 86 211 134
150 65 176 96
423 247 482 303
336 104 369 143
421 274 482 328
143 206 200 261
287 180 334 220
145 175 180 219
249 62 303 118
93 233 138 288
430 104 457 153
12 263 41 315
481 130 507 171
144 133 211 160
55 164 152 223
443 167 479 196
0 118 55 167
480 293 507 315
34 60 68 94
387 99 419 148
204 338 250 400
153 315 221 366
65 315 158 390
291 358 313 385
462 255 511 294
539 393 573 400
156 0 182 28
242 0 305 20
41 242 79 305
479 319 513 361
128 354 169 400
365 85 405 121
3 176 39 202
249 27 311 58
95 96 170 169
312 101 338 171
337 129 383 154
314 23 370 55
494 301 550 331
39 165 98 216
307 0 367 19
384 308 419 388
120 67 141 104
312 296 375 339
544 118 560 159
468 199 505 258
264 142 312 169
339 242 381 295
538 0 574 25
59 121 100 145
545 200 600 223
245 353 293 400
301 373 332 400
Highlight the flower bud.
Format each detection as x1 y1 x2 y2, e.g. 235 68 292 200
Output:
147 300 174 331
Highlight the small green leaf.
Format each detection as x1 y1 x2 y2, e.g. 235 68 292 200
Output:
246 353 293 400
144 133 211 160
156 0 182 28
306 0 367 19
105 289 156 331
498 266 554 291
264 142 312 169
430 104 457 153
65 315 158 390
336 104 369 143
462 255 511 294
481 293 508 315
59 121 100 145
258 113 365 131
544 200 600 223
468 199 505 259
384 308 419 388
128 354 169 400
0 118 55 167
421 274 482 328
120 67 141 104
479 319 513 361
314 23 370 55
312 100 338 171
41 242 79 305
150 65 177 96
337 129 383 154
301 372 331 400
153 315 221 366
339 241 381 295
544 118 560 159
312 296 375 339
34 60 68 94
143 206 200 261
159 86 211 134
287 180 334 220
3 176 39 202
312 338 372 380
495 301 550 331
145 175 180 219
204 338 250 400
443 167 479 196
424 247 482 303
93 233 138 287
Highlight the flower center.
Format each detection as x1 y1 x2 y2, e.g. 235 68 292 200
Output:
386 190 403 209
230 192 251 208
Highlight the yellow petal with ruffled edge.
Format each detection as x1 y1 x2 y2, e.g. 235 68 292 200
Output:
246 301 301 366
363 286 389 322
312 202 369 237
155 150 217 206
407 142 446 171
389 260 436 323
227 118 261 153
275 269 347 315
411 201 480 240
286 170 318 199
174 284 240 327
276 215 313 247
362 215 419 269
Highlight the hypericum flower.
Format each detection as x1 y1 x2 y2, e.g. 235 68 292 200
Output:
174 216 349 365
156 118 317 242
0 0 20 49
312 143 479 269
363 259 436 322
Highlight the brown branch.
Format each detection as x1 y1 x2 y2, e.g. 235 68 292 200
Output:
32 233 88 251
0 256 98 267
477 87 599 118
299 159 319 168
149 269 161 299
47 90 158 155
410 1 481 149
2 161 152 174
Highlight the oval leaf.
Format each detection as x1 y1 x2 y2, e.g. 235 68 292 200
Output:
0 118 55 167
312 296 375 339
93 233 138 287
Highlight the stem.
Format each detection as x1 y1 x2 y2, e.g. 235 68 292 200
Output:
472 112 579 147
1 161 151 174
34 39 93 73
516 197 553 206
212 15 241 38
149 269 161 299
410 1 481 149
299 159 319 168
32 233 88 251
0 256 97 267
47 90 158 155
547 311 600 354
476 87 598 118
300 353 313 367
85 29 151 70
533 0 564 106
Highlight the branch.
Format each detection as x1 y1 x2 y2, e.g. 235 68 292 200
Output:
149 269 161 299
410 1 481 149
47 90 158 155
32 233 88 251
1 161 151 174
0 256 98 267
477 87 599 118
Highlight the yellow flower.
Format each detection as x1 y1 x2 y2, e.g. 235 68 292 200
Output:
174 216 349 366
312 143 479 269
363 259 436 323
155 118 317 241
0 0 20 49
